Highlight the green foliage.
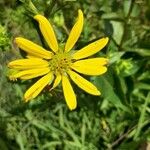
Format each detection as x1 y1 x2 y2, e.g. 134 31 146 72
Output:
0 25 10 51
0 0 150 149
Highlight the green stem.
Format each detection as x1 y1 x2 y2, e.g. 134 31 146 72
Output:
134 92 150 140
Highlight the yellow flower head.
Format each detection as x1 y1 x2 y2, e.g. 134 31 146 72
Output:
8 10 109 110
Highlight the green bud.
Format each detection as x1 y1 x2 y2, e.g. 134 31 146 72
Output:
116 59 139 77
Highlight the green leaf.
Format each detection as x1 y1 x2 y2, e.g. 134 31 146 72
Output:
123 0 132 17
108 51 125 64
135 83 150 90
138 71 150 81
16 134 25 150
101 12 123 20
127 48 150 57
111 21 124 45
95 76 130 112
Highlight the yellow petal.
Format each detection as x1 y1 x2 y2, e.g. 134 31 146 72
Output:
34 15 58 52
50 74 61 90
73 37 109 60
68 70 100 95
72 65 107 76
15 37 53 59
10 68 50 80
71 58 108 75
62 75 77 110
73 58 108 66
8 58 49 69
65 9 83 52
24 72 53 101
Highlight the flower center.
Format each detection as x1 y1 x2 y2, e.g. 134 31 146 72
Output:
49 51 72 75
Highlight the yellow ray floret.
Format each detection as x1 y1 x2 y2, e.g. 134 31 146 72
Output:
62 75 77 110
71 65 107 76
71 58 108 75
73 58 109 66
68 70 101 95
34 15 58 52
24 73 53 102
50 74 62 90
65 9 83 52
73 37 109 60
15 37 53 59
10 68 50 80
8 58 49 69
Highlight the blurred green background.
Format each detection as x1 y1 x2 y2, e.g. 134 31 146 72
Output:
0 0 150 149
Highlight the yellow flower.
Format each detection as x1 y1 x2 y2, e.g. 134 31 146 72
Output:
8 10 109 110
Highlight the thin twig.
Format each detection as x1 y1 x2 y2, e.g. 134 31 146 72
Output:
109 126 136 149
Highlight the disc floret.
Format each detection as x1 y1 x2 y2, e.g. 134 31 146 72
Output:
49 51 72 75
